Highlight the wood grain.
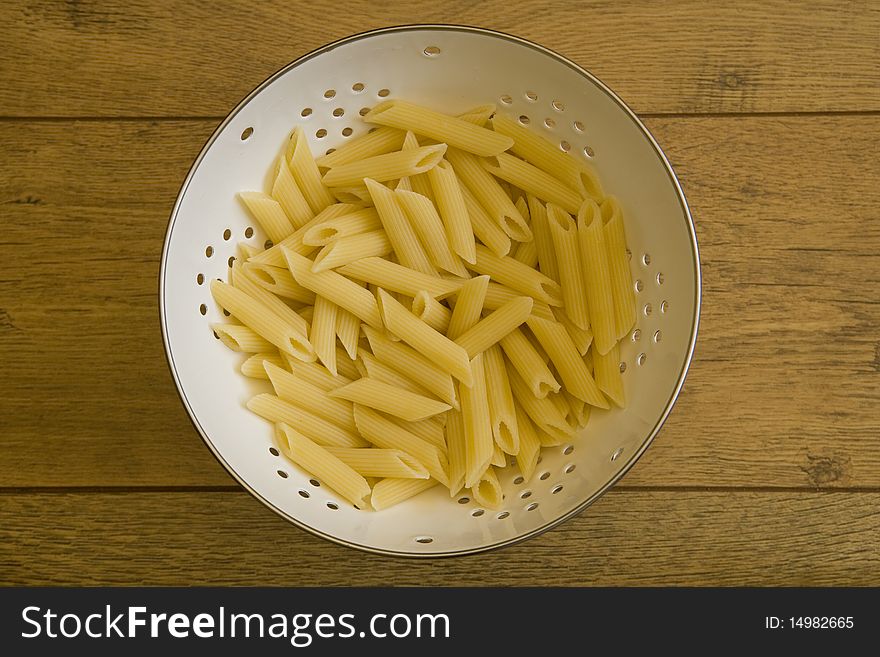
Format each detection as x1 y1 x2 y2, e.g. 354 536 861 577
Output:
1 1 878 117
1 490 876 586
1 116 877 488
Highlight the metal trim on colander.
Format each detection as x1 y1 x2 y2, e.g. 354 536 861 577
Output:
159 24 702 557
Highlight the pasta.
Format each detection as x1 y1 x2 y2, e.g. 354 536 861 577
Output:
208 97 640 512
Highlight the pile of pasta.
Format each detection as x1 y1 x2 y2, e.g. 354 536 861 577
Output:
210 100 636 511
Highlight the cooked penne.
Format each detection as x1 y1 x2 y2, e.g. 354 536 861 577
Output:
365 178 436 275
335 345 360 380
377 289 473 387
282 355 351 391
470 244 562 306
550 392 577 432
211 322 275 353
457 104 496 127
335 307 360 359
285 126 336 213
241 352 285 380
490 443 507 467
564 389 591 428
321 144 446 188
364 100 513 156
248 394 367 448
506 366 574 445
446 274 489 340
358 351 435 398
513 405 540 482
238 191 295 244
511 226 539 268
231 262 309 336
264 361 356 432
324 447 429 479
338 257 461 299
353 405 449 486
483 344 519 455
601 196 637 339
283 248 383 329
390 416 448 453
210 280 314 361
499 326 560 398
310 295 338 375
578 198 617 354
329 378 451 422
237 241 262 260
460 354 494 489
526 316 608 408
370 477 438 511
454 296 533 358
251 203 358 266
427 159 477 264
397 189 468 276
400 130 435 202
412 291 452 333
302 207 381 246
470 466 502 509
552 307 593 355
362 326 458 408
329 185 373 206
315 126 406 169
482 152 582 214
446 148 532 242
271 156 313 229
483 281 554 321
592 342 624 408
547 203 590 329
242 261 317 304
444 410 467 496
527 194 558 282
275 423 371 507
460 184 511 257
311 230 392 272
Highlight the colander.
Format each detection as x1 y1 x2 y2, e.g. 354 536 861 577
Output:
159 25 701 556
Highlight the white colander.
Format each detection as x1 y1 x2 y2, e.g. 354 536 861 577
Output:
159 25 701 556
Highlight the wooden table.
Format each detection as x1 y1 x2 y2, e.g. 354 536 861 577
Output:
1 1 878 586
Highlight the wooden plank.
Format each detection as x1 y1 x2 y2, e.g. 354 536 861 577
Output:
1 1 878 117
1 490 876 585
0 116 877 488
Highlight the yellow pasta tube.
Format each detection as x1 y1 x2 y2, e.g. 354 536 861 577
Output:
370 477 438 511
454 296 533 358
364 100 513 156
552 306 593 355
357 351 435 398
275 423 371 507
444 410 467 496
601 196 637 340
526 194 558 283
411 291 452 334
511 201 538 268
210 280 314 361
329 185 373 206
365 178 436 275
311 230 392 272
283 355 351 391
231 262 310 337
283 248 383 329
377 289 473 387
550 392 577 432
324 447 429 479
483 344 519 455
248 394 367 448
460 353 494 489
242 261 317 304
321 144 447 188
456 104 496 127
362 326 458 408
251 203 358 266
593 342 624 408
526 316 608 408
241 352 285 380
446 274 489 340
302 208 381 246
506 365 574 445
482 153 583 214
210 322 275 353
285 126 335 214
427 159 476 264
315 126 406 169
564 389 591 428
335 307 360 359
483 281 554 321
400 130 435 203
237 192 295 244
499 327 560 398
338 257 461 299
470 466 503 509
264 361 356 432
311 295 338 376
389 416 448 453
446 149 532 242
353 405 449 486
513 405 540 482
271 156 313 229
547 203 590 330
396 189 468 276
461 184 511 257
471 244 562 306
490 443 506 467
578 198 617 354
329 378 452 422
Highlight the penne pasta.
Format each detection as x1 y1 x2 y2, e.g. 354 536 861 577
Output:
275 423 371 507
390 416 448 453
526 316 608 408
470 466 503 509
283 355 351 391
547 203 590 330
460 184 511 257
311 230 392 272
315 126 406 169
230 261 310 336
302 208 381 246
460 353 494 489
283 248 383 329
321 144 447 188
285 126 336 214
242 261 317 304
358 351 435 398
482 152 583 214
364 100 513 156
483 281 554 321
264 361 356 432
427 158 477 264
601 196 637 339
271 156 313 229
456 104 496 127
241 352 285 380
483 344 519 455
499 326 560 398
469 244 563 306
592 342 624 408
251 203 358 267
329 378 452 422
578 198 617 354
335 345 361 380
310 295 338 375
527 194 558 282
506 365 574 445
411 291 452 334
238 191 295 244
211 322 275 353
370 477 438 511
454 295 533 358
552 307 594 355
338 257 461 299
397 189 468 276
324 447 429 479
444 410 467 496
377 289 473 387
513 405 541 482
446 274 489 340
335 307 361 359
564 389 591 428
400 130 435 202
248 394 368 448
365 178 436 275
490 443 507 467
